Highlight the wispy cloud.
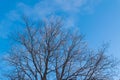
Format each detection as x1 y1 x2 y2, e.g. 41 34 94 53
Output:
0 0 102 38
16 0 102 17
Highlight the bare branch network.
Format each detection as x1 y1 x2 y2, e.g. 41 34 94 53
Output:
4 17 117 80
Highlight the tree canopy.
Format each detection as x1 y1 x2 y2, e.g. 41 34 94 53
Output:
4 17 117 80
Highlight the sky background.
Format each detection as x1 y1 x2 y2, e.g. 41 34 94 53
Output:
0 0 120 78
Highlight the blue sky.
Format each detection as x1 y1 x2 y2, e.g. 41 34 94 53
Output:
1 0 120 79
1 0 120 57
0 0 120 68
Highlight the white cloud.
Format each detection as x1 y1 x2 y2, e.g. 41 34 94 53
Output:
0 0 102 38
15 0 102 18
55 0 85 12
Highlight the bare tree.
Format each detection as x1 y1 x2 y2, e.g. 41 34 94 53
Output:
4 17 117 80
